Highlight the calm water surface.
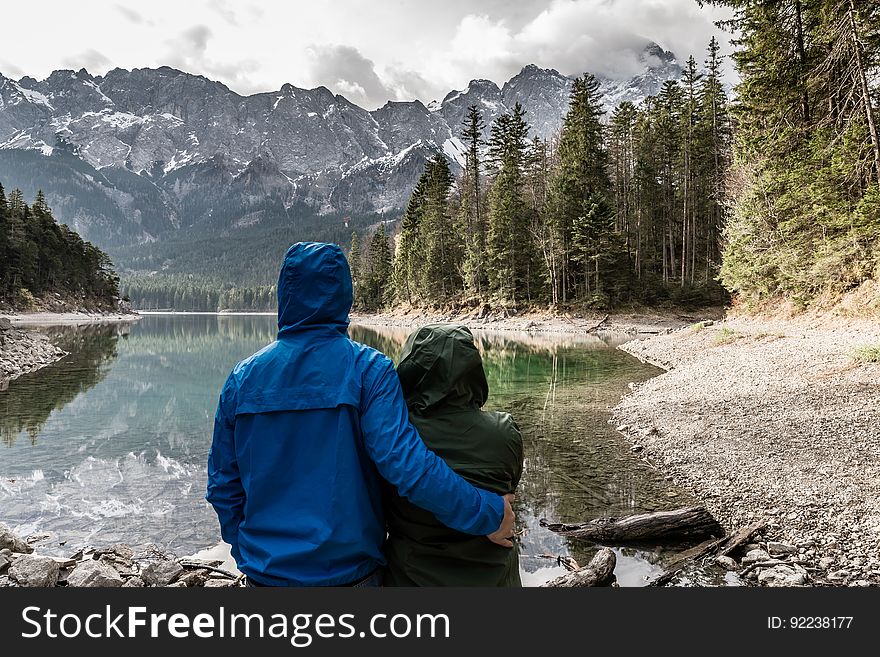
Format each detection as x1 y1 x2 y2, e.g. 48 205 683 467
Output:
0 314 730 586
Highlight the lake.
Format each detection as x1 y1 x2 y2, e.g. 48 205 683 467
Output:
0 314 727 586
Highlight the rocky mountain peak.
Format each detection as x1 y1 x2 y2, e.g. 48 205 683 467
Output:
0 46 685 245
641 41 678 66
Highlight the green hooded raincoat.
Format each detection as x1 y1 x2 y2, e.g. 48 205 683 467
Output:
384 324 523 587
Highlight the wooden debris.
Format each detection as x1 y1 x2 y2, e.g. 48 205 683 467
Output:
542 548 616 587
649 519 767 587
542 506 724 543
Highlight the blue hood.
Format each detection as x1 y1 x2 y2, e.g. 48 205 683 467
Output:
277 242 352 336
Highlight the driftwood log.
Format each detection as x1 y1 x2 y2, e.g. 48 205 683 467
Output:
542 507 724 543
542 548 616 587
649 519 767 586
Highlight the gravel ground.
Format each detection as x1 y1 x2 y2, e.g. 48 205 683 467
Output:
351 306 723 336
612 316 880 586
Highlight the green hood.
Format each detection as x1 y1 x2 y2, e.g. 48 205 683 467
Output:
397 324 488 413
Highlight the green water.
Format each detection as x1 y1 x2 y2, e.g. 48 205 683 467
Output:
0 314 721 586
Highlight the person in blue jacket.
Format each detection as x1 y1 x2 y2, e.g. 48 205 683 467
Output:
206 241 515 587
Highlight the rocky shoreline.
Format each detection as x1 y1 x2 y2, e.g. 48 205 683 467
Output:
351 305 723 336
0 312 141 385
0 318 68 385
0 524 240 588
612 315 880 587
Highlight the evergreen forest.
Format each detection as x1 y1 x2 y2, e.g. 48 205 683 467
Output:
0 183 120 309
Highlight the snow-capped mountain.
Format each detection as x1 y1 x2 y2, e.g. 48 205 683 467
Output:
0 42 682 249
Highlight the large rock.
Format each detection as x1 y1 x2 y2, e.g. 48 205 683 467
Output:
177 570 209 587
741 548 771 565
0 318 12 331
714 555 738 570
8 555 61 587
95 544 134 561
0 524 34 554
767 541 797 556
141 560 184 586
757 565 807 587
66 559 124 587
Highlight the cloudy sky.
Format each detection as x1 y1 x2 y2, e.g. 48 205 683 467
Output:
1 0 735 109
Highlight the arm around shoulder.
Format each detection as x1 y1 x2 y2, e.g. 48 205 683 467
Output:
359 356 505 536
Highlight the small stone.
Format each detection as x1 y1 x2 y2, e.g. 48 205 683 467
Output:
818 556 836 569
715 555 738 570
0 553 10 574
141 560 184 587
8 555 61 587
631 444 643 453
0 524 34 554
66 559 124 587
122 576 145 588
616 424 629 432
203 579 237 588
758 565 806 587
0 318 12 331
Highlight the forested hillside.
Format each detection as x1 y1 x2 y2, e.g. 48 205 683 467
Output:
706 0 879 307
352 38 732 312
0 183 120 310
118 211 381 311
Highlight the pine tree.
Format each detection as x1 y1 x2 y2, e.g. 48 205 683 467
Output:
698 36 731 281
393 174 427 304
364 223 392 310
609 102 639 273
458 105 488 296
0 183 8 292
486 103 533 303
348 231 362 309
546 75 615 303
419 155 459 300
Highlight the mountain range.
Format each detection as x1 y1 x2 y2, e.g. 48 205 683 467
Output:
0 42 682 268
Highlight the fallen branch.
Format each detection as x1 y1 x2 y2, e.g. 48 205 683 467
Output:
585 314 610 333
178 560 239 580
541 548 616 587
542 507 724 543
650 519 767 587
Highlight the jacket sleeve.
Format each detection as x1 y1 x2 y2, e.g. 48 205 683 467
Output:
206 374 246 562
361 358 504 535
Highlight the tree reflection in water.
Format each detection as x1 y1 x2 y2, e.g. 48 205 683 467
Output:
1 324 125 447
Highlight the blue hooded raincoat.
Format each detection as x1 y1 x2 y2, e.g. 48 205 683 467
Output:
206 242 504 586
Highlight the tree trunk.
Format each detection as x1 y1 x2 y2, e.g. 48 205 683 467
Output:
848 0 880 186
541 548 616 587
542 506 723 543
795 0 811 124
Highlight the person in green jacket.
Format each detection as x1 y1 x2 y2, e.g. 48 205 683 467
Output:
383 324 524 587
